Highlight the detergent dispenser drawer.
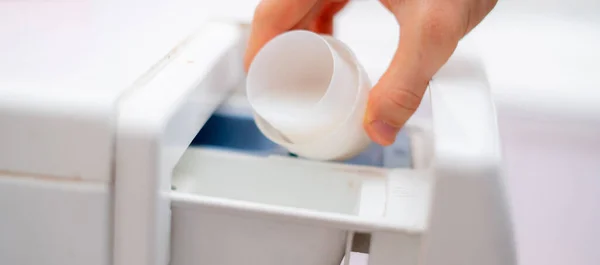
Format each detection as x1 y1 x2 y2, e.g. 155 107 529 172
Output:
169 147 365 265
166 92 436 265
188 109 416 168
114 20 437 265
168 143 434 265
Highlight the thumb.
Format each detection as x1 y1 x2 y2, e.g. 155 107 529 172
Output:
363 7 464 146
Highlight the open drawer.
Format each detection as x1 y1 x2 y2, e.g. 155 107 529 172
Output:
113 21 516 265
169 146 431 265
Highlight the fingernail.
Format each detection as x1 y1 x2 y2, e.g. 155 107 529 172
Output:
370 120 398 145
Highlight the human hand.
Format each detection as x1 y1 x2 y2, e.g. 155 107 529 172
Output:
244 0 497 146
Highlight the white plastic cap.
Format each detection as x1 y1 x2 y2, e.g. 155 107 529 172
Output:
247 30 372 161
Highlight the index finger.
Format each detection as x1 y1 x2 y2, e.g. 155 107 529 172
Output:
244 0 320 71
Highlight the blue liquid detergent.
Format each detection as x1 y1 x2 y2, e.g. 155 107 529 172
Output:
190 113 411 168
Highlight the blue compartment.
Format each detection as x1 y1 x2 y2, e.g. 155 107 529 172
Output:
190 113 411 168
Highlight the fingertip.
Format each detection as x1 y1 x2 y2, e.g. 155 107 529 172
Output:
363 99 399 146
365 119 398 146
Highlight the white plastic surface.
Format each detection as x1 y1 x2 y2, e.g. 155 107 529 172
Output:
0 95 113 182
172 149 362 214
171 204 347 265
169 147 431 265
422 50 516 265
114 22 245 265
247 30 358 141
248 31 372 161
0 0 214 181
0 173 111 265
170 148 357 265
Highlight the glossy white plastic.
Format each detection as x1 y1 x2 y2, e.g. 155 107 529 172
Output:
247 31 357 139
248 31 372 160
422 47 516 265
114 21 245 265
